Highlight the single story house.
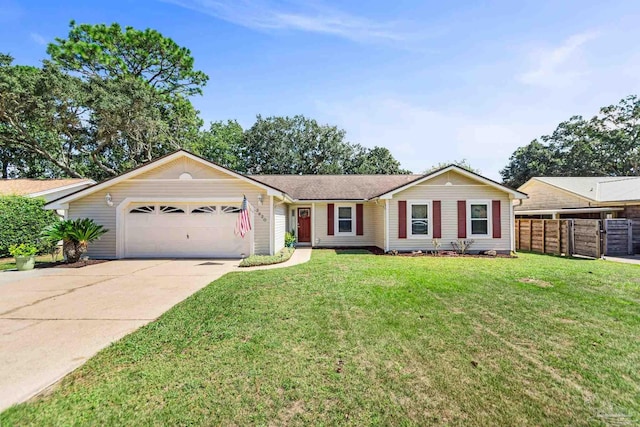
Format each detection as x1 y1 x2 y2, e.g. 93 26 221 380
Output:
515 176 640 254
0 178 95 215
515 176 640 220
45 150 527 259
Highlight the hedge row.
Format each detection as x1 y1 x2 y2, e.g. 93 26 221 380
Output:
0 196 60 256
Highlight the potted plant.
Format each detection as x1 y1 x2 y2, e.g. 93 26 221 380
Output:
285 231 296 248
9 243 38 271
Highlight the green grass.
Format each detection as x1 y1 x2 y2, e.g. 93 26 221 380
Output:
239 247 295 267
0 254 58 271
2 251 639 426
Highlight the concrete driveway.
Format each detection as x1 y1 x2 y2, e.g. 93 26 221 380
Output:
0 259 238 411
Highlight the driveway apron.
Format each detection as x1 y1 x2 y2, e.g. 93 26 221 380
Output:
0 259 238 411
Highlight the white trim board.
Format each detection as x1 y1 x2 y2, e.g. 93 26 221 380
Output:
28 180 95 198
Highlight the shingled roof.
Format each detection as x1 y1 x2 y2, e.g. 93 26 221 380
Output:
0 179 93 196
251 174 423 200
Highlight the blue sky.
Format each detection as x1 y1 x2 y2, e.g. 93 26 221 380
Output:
2 0 640 178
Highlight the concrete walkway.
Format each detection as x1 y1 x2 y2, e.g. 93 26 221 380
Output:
602 255 640 265
0 259 238 411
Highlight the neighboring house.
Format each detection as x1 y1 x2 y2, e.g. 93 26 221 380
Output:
45 150 527 259
0 178 95 216
515 176 640 255
515 177 640 220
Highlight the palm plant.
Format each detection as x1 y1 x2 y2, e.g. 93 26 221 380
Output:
42 220 76 262
42 219 108 263
67 219 108 261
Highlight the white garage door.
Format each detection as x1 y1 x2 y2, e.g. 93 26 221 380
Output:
125 203 251 258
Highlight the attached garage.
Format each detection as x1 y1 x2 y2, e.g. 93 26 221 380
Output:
124 203 251 258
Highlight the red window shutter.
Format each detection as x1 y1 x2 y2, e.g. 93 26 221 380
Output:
398 201 407 239
356 204 364 236
433 201 442 238
327 204 334 236
492 200 501 238
457 201 467 238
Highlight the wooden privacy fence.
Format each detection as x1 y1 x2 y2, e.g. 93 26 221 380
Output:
604 219 634 256
515 219 570 255
516 218 636 258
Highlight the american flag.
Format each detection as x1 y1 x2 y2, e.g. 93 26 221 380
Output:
234 196 252 238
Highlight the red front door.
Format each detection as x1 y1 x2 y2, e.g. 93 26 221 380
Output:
297 208 311 243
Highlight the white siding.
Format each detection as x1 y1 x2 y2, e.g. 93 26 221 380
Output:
313 202 383 248
67 159 271 258
274 203 287 252
372 202 385 249
388 171 512 253
135 157 235 180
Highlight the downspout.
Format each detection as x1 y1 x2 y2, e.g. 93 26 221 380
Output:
384 199 390 253
269 195 274 255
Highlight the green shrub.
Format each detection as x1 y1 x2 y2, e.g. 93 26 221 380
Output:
239 248 295 267
9 243 39 257
0 196 59 257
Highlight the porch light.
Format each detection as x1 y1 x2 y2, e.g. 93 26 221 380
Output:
105 193 114 207
257 194 263 205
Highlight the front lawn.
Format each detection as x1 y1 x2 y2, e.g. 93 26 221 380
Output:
2 251 639 425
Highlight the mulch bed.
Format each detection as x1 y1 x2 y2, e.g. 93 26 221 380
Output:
387 251 515 258
35 259 110 269
327 247 515 258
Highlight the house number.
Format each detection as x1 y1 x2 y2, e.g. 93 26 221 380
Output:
253 206 268 222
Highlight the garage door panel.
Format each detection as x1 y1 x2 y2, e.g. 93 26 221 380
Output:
125 203 251 258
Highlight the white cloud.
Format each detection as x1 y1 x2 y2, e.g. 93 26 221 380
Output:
315 97 549 179
30 32 46 46
518 31 600 87
163 0 412 43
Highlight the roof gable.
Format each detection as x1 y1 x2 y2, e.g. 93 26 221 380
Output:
375 165 527 199
45 150 286 208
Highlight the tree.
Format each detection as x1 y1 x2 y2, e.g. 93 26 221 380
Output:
349 145 412 174
47 21 208 97
500 95 640 188
1 22 208 180
188 120 243 171
500 140 559 188
0 56 87 178
595 96 640 175
240 115 354 174
424 159 480 175
239 115 409 175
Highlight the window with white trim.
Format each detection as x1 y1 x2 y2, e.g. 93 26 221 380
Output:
408 201 431 237
191 206 217 214
129 205 155 214
159 205 185 214
467 200 491 237
335 204 355 235
221 205 241 214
